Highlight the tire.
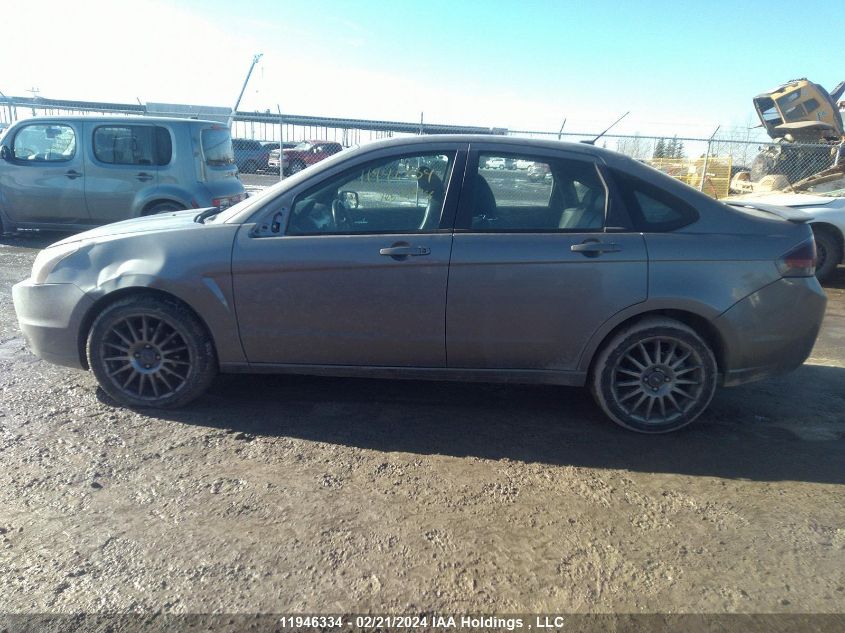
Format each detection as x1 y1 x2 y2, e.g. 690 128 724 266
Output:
812 227 842 283
289 160 306 175
590 317 717 434
144 201 184 215
87 295 217 408
242 159 257 174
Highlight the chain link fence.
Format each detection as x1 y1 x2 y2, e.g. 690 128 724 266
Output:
2 95 843 198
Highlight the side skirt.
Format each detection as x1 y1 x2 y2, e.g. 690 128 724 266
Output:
219 362 587 387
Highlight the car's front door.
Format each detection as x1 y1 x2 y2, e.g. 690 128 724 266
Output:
446 146 648 372
83 122 163 222
231 145 466 367
0 121 88 225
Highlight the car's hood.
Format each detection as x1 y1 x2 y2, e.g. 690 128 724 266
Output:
51 209 209 247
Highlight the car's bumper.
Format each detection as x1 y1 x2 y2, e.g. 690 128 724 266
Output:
12 280 94 369
715 276 827 386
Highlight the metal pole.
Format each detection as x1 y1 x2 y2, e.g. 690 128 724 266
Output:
230 53 263 127
0 89 13 124
700 126 720 193
277 104 284 183
419 112 424 135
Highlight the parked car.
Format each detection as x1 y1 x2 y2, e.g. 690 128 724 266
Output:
528 161 551 181
232 138 272 173
268 140 344 176
266 142 297 173
13 135 826 433
485 157 506 170
0 116 246 233
725 191 845 281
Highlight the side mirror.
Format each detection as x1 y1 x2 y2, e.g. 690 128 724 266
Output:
0 146 11 161
339 190 359 209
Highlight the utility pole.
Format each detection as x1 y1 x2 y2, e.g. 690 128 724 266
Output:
229 54 263 127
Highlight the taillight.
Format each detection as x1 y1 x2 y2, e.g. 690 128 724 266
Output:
211 194 246 209
776 238 816 277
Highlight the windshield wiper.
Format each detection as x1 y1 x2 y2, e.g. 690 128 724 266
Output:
194 207 220 224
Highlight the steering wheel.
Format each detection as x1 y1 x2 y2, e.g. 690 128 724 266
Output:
331 198 351 231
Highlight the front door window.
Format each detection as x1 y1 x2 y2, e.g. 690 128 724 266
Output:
288 152 455 235
12 124 76 162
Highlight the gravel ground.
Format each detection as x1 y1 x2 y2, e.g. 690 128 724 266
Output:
1 232 844 615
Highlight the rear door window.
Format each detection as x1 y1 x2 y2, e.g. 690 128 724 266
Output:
461 153 607 231
201 127 235 166
93 125 158 165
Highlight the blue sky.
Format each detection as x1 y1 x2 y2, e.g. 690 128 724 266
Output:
3 0 843 138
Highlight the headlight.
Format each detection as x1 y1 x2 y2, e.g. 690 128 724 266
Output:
31 242 85 284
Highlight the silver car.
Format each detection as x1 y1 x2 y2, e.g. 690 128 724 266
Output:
0 116 246 233
12 135 827 433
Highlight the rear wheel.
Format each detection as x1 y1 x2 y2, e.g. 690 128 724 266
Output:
812 227 842 282
87 295 217 408
590 317 717 433
144 201 184 215
242 159 257 173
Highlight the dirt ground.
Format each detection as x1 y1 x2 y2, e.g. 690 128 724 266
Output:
1 232 844 615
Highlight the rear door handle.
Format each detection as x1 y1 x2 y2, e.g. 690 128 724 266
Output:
570 241 622 256
136 172 154 182
64 170 82 180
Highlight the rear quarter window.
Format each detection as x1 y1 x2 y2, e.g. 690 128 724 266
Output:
201 127 235 166
610 169 699 232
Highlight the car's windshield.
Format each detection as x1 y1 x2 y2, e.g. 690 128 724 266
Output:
292 142 314 151
201 127 235 166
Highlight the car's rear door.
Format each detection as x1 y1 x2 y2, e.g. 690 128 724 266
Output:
231 142 467 367
83 121 162 222
446 144 647 372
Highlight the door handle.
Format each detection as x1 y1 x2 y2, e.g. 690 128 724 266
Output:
136 172 154 182
379 244 431 259
570 241 622 256
64 170 82 180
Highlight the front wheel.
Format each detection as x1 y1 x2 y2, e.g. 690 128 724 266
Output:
87 295 217 408
812 227 842 282
289 159 306 175
590 317 717 433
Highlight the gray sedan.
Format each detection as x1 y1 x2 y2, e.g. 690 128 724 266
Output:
12 135 827 433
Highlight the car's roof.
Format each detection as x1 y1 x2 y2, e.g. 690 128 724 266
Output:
9 115 225 126
351 134 616 159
